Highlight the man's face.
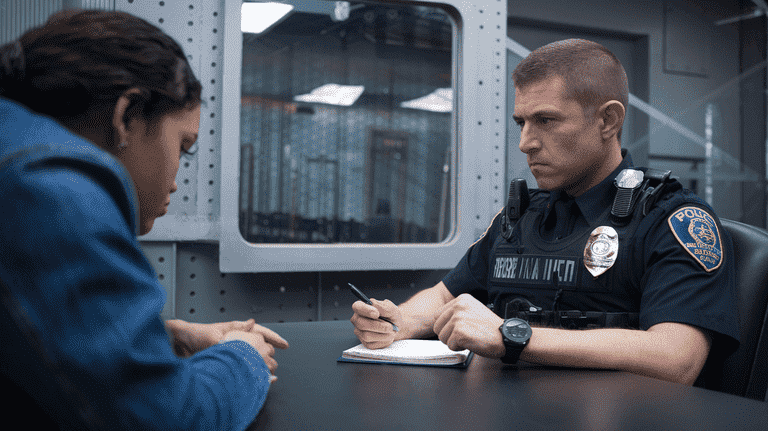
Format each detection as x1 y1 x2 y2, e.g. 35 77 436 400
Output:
512 75 607 197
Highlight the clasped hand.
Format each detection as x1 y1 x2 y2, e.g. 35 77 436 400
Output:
433 294 506 358
167 319 289 373
351 293 506 358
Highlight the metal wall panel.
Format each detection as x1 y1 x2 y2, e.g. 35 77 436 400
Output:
139 242 178 320
80 0 115 8
172 240 448 323
175 243 319 323
0 0 117 45
0 0 62 45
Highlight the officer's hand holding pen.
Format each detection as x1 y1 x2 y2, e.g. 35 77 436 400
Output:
349 283 403 349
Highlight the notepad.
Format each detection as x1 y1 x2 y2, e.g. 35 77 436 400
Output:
338 339 473 367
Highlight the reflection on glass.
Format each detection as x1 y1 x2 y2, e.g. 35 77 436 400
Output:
239 0 453 244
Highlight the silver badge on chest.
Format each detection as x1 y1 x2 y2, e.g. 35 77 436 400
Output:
584 226 619 278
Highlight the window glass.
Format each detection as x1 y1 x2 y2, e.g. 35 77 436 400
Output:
239 0 453 244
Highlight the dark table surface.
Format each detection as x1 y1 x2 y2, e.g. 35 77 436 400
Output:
249 321 768 431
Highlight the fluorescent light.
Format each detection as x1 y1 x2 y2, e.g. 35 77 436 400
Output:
400 88 453 113
241 2 294 34
294 84 365 107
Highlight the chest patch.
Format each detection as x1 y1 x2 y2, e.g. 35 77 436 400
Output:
668 206 723 272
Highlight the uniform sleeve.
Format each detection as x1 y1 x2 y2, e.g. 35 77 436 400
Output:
0 163 271 431
638 203 740 352
442 208 505 302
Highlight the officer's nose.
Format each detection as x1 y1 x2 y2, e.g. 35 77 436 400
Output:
171 181 178 194
518 125 540 154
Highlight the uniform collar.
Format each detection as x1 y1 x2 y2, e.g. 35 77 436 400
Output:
575 149 633 225
542 149 633 226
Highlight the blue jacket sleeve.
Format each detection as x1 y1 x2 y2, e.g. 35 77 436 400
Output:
0 156 271 430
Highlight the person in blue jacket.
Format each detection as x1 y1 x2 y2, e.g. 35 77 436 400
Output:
0 9 288 430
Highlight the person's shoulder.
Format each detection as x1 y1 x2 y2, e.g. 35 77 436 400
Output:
654 184 720 221
648 184 727 273
0 109 138 234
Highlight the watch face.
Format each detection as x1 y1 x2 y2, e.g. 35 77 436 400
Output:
503 318 532 342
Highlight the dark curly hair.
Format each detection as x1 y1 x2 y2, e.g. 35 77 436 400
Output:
0 9 201 136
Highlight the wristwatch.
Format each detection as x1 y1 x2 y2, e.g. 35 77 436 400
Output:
499 318 532 364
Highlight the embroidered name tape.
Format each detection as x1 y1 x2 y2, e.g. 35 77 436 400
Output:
490 254 579 286
668 206 723 272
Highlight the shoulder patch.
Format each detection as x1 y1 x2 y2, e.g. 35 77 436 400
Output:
667 206 723 272
470 207 504 248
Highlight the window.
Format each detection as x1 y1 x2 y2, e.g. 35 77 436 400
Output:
219 0 503 273
238 0 453 244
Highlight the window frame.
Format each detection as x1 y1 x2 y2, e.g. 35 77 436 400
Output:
220 0 507 272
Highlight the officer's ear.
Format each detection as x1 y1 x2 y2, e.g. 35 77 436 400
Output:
598 100 625 141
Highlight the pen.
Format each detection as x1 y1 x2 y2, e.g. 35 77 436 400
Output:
348 283 399 332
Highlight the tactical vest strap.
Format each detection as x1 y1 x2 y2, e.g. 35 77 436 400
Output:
637 168 672 216
503 297 640 329
505 307 640 330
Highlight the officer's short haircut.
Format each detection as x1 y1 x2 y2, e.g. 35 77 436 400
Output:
512 39 629 140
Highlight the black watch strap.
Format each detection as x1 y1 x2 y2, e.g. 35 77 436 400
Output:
501 343 525 364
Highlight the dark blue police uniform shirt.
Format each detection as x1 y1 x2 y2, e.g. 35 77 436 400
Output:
0 97 271 430
443 151 740 350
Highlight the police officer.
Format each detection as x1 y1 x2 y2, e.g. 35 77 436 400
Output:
350 39 739 386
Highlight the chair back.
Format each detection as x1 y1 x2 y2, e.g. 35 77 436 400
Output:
717 219 768 400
